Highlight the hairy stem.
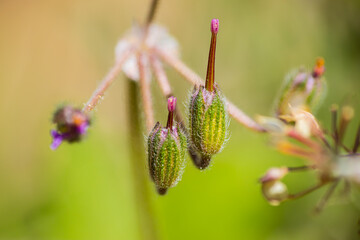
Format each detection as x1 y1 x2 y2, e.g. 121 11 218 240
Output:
127 79 159 240
150 55 171 96
154 48 266 132
138 53 155 132
150 54 203 163
83 48 133 113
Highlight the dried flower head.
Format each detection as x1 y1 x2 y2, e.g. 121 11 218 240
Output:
147 97 187 195
50 105 90 150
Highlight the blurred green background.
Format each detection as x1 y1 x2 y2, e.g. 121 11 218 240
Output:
1 0 360 239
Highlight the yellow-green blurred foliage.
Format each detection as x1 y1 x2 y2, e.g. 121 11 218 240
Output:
0 0 360 239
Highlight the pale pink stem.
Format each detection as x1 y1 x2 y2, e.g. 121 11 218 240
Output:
138 52 155 132
227 101 266 132
150 55 172 97
83 48 133 113
154 48 203 85
154 47 266 132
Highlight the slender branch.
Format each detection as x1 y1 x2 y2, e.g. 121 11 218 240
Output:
150 55 171 96
146 0 160 26
227 101 267 132
137 53 155 132
353 122 360 153
154 47 203 85
154 48 266 133
288 165 315 172
127 79 159 240
287 130 321 150
339 106 354 144
150 54 203 164
331 105 339 153
82 48 133 113
288 181 328 200
314 179 340 213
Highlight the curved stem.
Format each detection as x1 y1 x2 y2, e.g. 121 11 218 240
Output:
82 48 133 113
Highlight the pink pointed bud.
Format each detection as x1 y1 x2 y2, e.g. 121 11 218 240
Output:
166 96 177 129
167 96 177 112
211 19 219 34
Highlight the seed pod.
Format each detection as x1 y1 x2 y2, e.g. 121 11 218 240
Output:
50 105 90 150
275 58 327 117
147 97 187 195
189 85 227 169
188 18 228 169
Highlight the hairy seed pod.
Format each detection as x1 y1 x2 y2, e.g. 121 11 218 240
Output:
147 97 187 195
275 58 327 117
189 85 227 169
188 18 228 169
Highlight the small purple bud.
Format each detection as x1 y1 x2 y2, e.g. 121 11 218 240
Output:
50 105 90 150
211 19 219 34
166 96 176 130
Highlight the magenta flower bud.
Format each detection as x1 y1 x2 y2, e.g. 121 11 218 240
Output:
260 167 288 183
211 19 219 34
167 96 177 112
50 105 90 150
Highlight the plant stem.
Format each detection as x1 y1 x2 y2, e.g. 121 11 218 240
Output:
150 54 203 164
138 52 155 132
331 105 339 154
150 55 171 96
82 48 133 113
146 0 160 26
314 179 340 213
353 123 360 153
288 165 315 172
288 181 328 200
154 48 266 132
127 79 159 240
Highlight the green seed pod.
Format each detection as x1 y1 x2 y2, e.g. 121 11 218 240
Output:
188 18 228 169
189 85 228 169
147 97 187 195
275 58 327 118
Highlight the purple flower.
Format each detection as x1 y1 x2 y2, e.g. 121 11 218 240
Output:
50 106 90 150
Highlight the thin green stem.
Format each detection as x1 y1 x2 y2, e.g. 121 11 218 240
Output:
127 79 159 240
